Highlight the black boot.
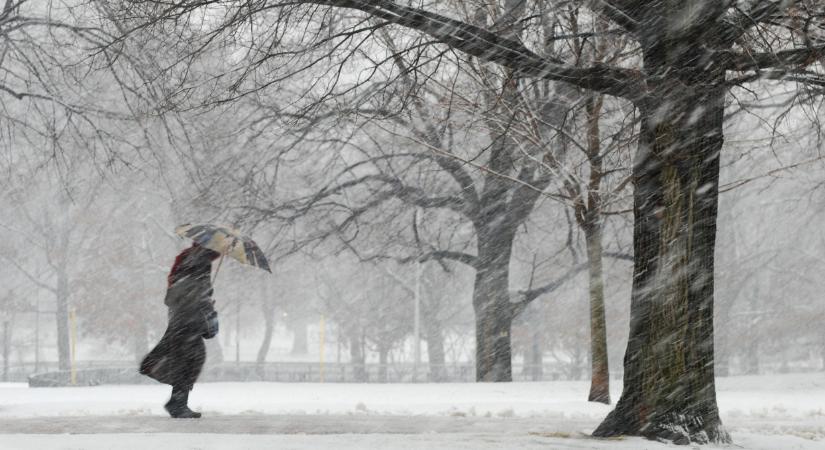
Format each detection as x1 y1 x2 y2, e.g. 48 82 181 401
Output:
165 385 202 419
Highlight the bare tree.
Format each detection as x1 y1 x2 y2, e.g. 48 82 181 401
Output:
107 0 825 443
315 257 414 382
0 171 104 370
380 257 473 382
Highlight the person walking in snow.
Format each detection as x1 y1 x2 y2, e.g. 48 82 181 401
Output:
140 243 220 418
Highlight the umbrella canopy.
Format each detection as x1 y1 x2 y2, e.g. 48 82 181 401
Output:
175 223 271 273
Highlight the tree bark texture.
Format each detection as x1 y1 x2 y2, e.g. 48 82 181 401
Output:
582 93 610 404
585 221 610 404
472 227 516 382
593 63 729 443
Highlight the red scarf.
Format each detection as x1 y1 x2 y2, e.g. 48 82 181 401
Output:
167 244 220 287
168 246 195 287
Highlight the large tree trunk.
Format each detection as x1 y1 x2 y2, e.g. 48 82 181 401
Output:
584 220 610 404
469 2 528 382
472 231 516 382
593 67 729 443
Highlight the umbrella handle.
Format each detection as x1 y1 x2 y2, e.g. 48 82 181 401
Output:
211 236 237 287
212 253 226 286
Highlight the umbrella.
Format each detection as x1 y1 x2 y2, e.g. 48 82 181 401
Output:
175 224 272 278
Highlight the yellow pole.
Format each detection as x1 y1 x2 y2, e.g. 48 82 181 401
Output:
69 307 77 386
319 315 325 383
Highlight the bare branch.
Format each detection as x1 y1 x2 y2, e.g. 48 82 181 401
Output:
509 262 588 317
400 250 478 269
586 0 640 33
306 0 643 98
0 253 57 294
720 0 797 45
725 44 825 72
604 251 633 261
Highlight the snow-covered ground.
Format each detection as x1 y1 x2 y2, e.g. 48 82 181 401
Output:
0 373 822 449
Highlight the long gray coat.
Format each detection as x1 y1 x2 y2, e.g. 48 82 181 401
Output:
140 272 216 387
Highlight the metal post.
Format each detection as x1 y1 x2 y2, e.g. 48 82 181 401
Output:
3 321 9 382
34 292 40 373
69 307 77 385
413 208 422 382
414 256 421 382
235 298 241 366
319 315 325 383
336 325 341 364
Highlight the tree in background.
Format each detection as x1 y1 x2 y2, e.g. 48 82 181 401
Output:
74 184 174 363
315 257 414 382
0 0 193 369
0 172 104 371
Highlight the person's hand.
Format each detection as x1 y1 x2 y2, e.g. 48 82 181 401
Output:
202 309 219 339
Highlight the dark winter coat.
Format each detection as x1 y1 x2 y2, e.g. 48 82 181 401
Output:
140 246 219 388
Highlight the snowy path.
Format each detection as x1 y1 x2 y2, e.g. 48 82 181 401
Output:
0 415 821 450
0 373 822 449
0 414 601 435
0 431 700 450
